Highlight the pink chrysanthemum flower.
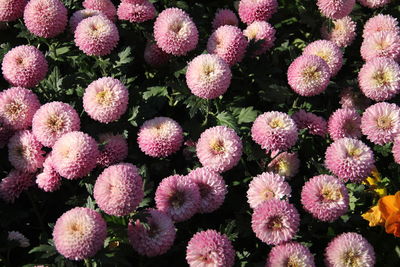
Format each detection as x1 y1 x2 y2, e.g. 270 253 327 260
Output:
325 138 375 183
8 231 30 247
2 45 48 88
268 152 300 179
244 21 276 56
74 15 119 56
153 8 198 56
0 119 13 149
187 167 227 213
339 87 370 110
325 232 375 267
137 117 183 158
358 0 392 9
144 41 170 67
360 31 400 62
36 153 62 192
328 108 362 141
251 111 298 153
32 102 81 147
302 40 343 77
186 54 232 99
0 87 40 131
266 242 316 267
301 175 349 222
292 110 327 137
69 9 102 33
392 137 400 164
360 102 400 145
0 170 34 203
83 0 116 21
186 230 235 267
358 57 400 101
117 0 156 23
196 126 243 173
83 77 128 123
363 14 399 39
52 131 99 179
251 199 300 245
317 0 355 20
128 209 176 257
321 16 357 48
53 207 107 261
8 130 45 173
23 0 67 38
287 55 331 96
238 0 278 24
247 172 291 209
207 25 248 66
0 0 26 22
155 174 200 222
97 133 128 167
94 163 143 216
212 9 239 31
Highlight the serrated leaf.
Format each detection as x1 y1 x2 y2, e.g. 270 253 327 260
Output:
143 86 168 100
216 111 239 131
237 107 258 124
115 47 134 67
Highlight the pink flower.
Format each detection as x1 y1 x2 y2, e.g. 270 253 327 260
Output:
339 87 370 110
251 199 300 245
325 138 375 183
321 16 357 48
317 0 355 19
212 9 239 31
0 0 26 22
207 25 248 66
287 55 331 96
392 137 400 164
363 14 399 39
196 125 243 173
251 111 298 153
117 0 156 23
244 21 276 56
23 0 67 38
328 108 362 141
137 117 183 158
53 207 107 261
238 0 278 24
0 170 34 203
97 133 128 167
186 230 235 267
186 54 232 99
358 0 392 8
32 102 81 147
2 45 48 88
325 232 375 267
302 40 343 77
155 175 200 222
301 174 349 222
128 209 176 257
36 153 62 192
267 152 300 179
187 167 227 213
83 0 116 21
361 102 400 145
52 131 100 179
247 171 291 209
358 57 400 101
69 9 102 33
144 41 170 67
153 8 198 56
83 77 128 123
94 163 143 216
360 31 400 61
266 242 316 267
292 109 327 137
74 15 119 56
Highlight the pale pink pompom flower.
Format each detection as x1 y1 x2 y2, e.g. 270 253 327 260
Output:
32 102 81 147
321 16 357 48
0 170 34 203
186 230 235 267
117 0 156 23
155 175 200 222
83 77 128 123
83 0 116 21
266 242 316 267
207 25 248 66
363 14 399 39
196 125 243 173
53 207 107 261
238 0 278 24
339 87 370 110
358 0 392 9
0 0 26 22
244 21 276 56
292 109 328 137
36 153 62 192
97 133 128 167
2 45 48 88
212 9 239 31
247 171 291 209
69 9 102 33
328 108 362 141
317 0 355 20
144 41 170 67
128 209 176 257
325 138 375 183
360 31 400 62
186 54 232 99
392 137 400 164
360 102 400 145
7 231 30 247
23 0 67 38
267 152 300 179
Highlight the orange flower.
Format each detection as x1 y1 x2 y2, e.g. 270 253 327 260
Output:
378 191 400 237
363 168 387 197
361 205 384 227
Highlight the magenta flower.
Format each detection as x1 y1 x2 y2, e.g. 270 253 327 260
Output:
117 0 156 23
0 170 34 203
244 21 276 56
69 9 102 33
360 31 400 62
0 0 26 22
212 9 239 31
144 41 170 67
292 109 328 137
393 137 400 164
83 0 116 21
358 0 392 8
339 87 370 110
267 152 300 179
321 16 357 48
266 242 316 267
363 14 399 39
238 0 278 24
97 133 128 167
36 153 62 192
317 0 355 19
328 108 362 141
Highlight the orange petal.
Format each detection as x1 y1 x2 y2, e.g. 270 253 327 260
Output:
379 195 399 220
361 205 384 227
385 211 400 238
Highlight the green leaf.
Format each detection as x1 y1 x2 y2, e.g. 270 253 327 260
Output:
237 107 258 124
216 111 239 131
143 86 168 100
115 47 134 67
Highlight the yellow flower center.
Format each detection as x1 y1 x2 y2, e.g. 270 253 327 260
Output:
286 256 303 267
373 70 393 86
269 118 285 129
302 66 322 83
210 139 225 153
321 186 342 202
262 188 275 200
342 250 362 267
202 64 215 76
96 89 114 106
266 216 283 230
315 50 330 63
347 146 362 158
375 39 390 51
277 160 289 174
376 115 392 129
46 114 65 132
5 101 23 119
169 21 184 35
